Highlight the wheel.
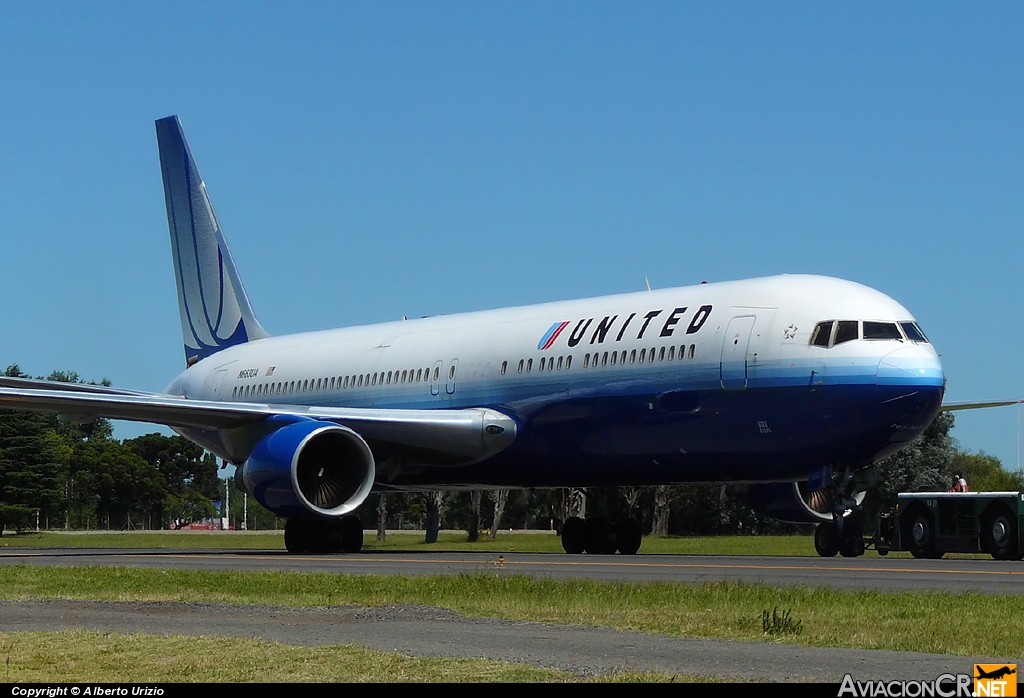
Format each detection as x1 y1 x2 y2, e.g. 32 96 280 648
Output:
584 517 617 554
839 537 865 558
814 522 839 557
560 516 586 554
615 518 642 555
903 507 939 559
985 507 1019 561
340 515 364 553
284 518 310 554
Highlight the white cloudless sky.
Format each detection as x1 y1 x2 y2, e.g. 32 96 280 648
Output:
1 2 1022 473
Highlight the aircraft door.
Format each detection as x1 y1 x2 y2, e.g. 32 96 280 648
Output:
430 360 443 396
721 315 756 390
205 369 228 399
445 358 458 395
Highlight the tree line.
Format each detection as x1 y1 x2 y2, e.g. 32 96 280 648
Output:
2 364 1022 537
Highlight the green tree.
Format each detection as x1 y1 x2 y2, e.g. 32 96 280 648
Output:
872 411 956 512
950 451 1024 492
0 365 67 532
125 433 220 528
68 439 165 530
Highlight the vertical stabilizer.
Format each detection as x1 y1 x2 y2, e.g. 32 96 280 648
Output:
155 115 270 367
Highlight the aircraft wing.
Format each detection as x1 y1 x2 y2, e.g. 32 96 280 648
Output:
940 399 1022 412
0 383 517 465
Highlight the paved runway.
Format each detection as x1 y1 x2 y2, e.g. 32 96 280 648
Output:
2 547 1023 594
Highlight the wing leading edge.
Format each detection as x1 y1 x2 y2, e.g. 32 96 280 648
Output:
0 383 517 466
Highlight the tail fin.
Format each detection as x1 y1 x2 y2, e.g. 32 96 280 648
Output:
155 115 270 367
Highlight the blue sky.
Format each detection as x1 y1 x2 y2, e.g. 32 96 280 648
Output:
1 2 1022 474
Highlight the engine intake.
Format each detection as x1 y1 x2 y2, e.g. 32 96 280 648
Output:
239 420 375 518
737 468 867 525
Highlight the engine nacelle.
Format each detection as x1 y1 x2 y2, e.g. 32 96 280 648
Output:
737 467 867 524
238 420 375 518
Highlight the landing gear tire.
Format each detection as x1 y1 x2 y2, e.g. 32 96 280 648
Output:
285 516 363 554
284 518 311 554
839 537 865 558
615 518 642 555
340 515 364 553
814 522 840 557
560 516 586 554
986 507 1020 561
584 517 617 554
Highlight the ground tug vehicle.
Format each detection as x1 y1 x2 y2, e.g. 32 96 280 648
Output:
865 492 1024 560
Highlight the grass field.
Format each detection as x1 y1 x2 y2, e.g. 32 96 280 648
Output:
0 530 1015 682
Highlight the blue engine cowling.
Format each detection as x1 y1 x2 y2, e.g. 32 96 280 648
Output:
237 420 375 518
736 467 867 524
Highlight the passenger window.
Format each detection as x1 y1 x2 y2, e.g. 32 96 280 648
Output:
688 345 695 359
834 321 859 345
526 359 532 372
500 362 507 376
565 355 572 369
557 356 563 370
517 360 524 374
584 354 590 368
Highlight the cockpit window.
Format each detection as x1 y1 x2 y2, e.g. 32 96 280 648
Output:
834 320 859 345
900 321 929 343
810 318 926 348
863 321 902 340
810 321 834 347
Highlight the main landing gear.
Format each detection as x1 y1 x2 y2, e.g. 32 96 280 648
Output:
559 516 643 555
284 515 364 554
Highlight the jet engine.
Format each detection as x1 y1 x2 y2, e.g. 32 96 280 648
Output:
735 466 870 524
236 420 375 518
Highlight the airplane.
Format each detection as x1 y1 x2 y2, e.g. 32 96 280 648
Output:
0 115 1015 557
975 666 1017 681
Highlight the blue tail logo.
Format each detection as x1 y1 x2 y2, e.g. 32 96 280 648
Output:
155 116 269 366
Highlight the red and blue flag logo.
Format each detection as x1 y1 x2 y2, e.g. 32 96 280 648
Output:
538 321 569 350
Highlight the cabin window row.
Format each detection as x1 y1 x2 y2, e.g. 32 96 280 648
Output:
498 344 698 376
231 365 445 399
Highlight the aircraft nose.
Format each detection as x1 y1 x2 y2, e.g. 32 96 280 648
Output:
875 344 945 447
876 344 944 388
